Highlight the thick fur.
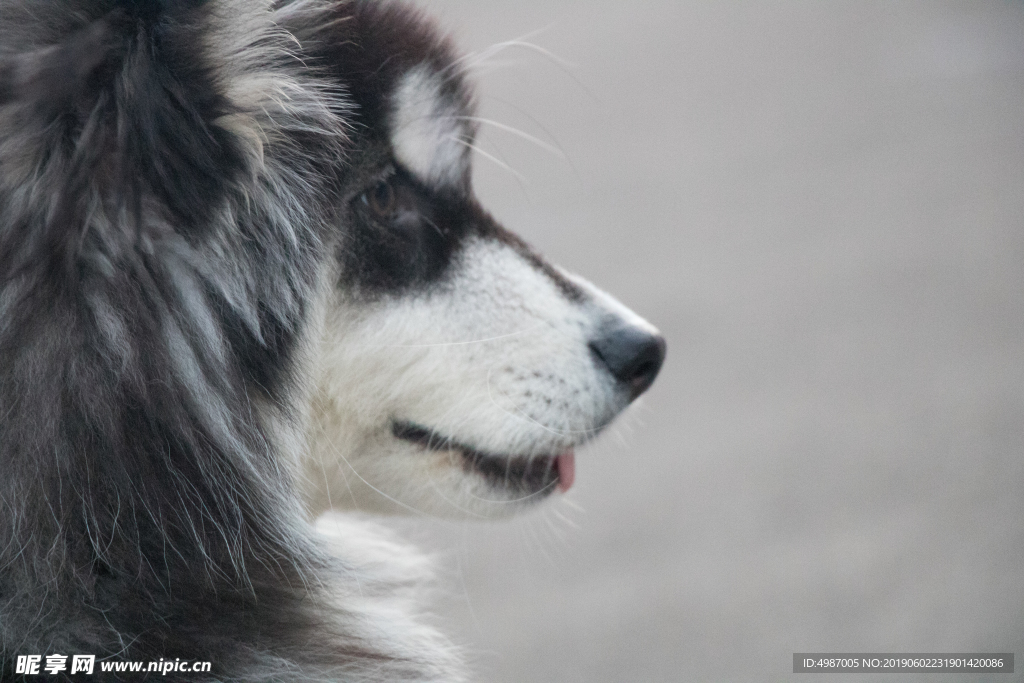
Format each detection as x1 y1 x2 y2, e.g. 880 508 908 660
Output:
0 0 663 680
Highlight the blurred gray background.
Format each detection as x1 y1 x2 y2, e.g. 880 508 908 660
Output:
387 1 1024 681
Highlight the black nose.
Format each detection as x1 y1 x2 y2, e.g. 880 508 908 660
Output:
589 325 666 400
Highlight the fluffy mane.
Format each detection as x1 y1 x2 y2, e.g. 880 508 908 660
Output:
0 1 464 679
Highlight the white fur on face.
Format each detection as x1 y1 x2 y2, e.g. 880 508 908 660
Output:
389 66 470 190
302 237 649 518
296 60 659 519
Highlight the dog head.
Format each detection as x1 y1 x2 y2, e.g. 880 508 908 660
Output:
296 2 666 518
0 1 660 674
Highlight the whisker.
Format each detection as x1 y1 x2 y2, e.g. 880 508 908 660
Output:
479 95 585 183
447 135 527 184
483 362 604 439
453 116 565 158
308 409 431 517
472 128 534 201
462 37 600 105
551 505 581 530
443 25 560 75
420 215 446 239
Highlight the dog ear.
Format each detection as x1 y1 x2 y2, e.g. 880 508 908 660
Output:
0 0 215 117
0 15 120 116
0 1 238 284
0 14 125 284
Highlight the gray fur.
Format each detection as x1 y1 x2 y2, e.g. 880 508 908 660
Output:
0 0 466 680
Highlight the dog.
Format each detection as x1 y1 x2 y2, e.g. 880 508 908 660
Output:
0 1 665 680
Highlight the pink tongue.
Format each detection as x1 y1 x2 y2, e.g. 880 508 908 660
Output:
556 449 575 492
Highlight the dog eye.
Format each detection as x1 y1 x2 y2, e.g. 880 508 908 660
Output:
362 180 397 218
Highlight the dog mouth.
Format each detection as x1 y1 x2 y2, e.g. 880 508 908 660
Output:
391 421 575 496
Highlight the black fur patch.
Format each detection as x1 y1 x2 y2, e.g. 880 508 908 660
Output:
339 166 468 294
295 0 471 144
